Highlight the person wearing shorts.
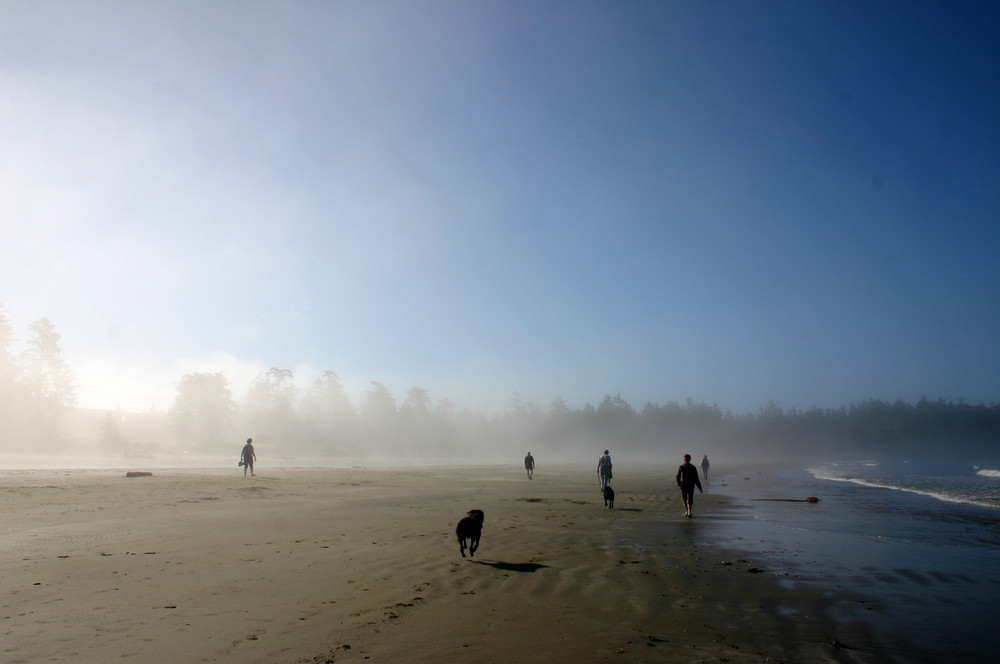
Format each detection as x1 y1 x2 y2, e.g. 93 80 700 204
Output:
676 453 703 518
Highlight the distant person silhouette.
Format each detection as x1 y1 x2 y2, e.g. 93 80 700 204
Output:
700 455 710 480
676 453 703 518
597 450 613 491
241 438 256 477
524 452 535 479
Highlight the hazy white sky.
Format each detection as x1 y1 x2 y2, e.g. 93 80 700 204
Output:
2 1 998 413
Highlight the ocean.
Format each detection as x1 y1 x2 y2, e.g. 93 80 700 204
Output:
706 457 1000 664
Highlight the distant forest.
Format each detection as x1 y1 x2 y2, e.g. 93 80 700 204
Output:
2 307 998 463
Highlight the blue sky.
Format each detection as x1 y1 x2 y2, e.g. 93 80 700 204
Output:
2 1 998 413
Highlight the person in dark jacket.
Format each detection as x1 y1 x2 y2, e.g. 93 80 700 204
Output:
241 438 256 477
676 453 703 518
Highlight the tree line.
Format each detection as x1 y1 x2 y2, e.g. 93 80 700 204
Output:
2 306 998 462
0 307 77 450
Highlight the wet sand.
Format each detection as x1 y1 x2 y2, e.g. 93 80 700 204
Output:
1 463 906 663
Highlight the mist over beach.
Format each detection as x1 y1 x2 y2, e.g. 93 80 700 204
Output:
4 312 1000 664
2 2 1000 662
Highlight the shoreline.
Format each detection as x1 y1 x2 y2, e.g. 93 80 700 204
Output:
708 462 999 664
2 463 912 663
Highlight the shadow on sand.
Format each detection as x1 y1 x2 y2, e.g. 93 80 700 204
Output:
470 560 550 573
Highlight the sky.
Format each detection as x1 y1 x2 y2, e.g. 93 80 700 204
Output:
2 1 999 414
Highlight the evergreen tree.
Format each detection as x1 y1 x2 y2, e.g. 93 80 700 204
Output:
0 305 19 441
242 368 298 451
17 317 76 445
171 371 238 452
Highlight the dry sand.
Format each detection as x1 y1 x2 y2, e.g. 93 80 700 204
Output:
2 464 903 663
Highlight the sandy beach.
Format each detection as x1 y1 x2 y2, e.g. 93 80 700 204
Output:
2 463 906 664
